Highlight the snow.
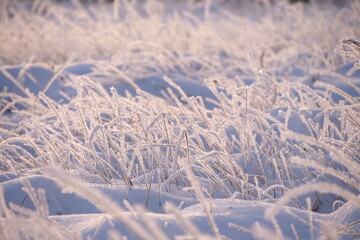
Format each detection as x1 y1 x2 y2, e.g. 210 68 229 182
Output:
0 0 359 239
3 173 358 240
2 175 359 239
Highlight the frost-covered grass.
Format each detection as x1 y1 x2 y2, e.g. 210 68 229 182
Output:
0 0 359 239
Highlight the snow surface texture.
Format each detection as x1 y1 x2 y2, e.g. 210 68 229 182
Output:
0 0 360 239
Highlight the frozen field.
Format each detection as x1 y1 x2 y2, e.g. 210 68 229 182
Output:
0 0 359 239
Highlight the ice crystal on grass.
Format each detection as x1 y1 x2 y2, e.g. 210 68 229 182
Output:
335 38 360 76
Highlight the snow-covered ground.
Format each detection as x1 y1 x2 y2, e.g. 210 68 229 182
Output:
0 0 359 239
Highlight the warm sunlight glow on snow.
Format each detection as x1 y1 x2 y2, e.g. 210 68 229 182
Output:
0 0 359 239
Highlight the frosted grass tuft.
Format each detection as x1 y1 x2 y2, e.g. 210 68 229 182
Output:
0 0 359 239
